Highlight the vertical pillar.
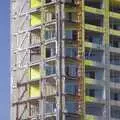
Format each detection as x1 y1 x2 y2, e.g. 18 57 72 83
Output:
82 0 85 119
40 0 45 119
104 0 110 120
56 0 64 119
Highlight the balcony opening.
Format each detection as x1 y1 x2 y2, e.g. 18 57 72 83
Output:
65 30 77 40
65 81 78 95
65 63 78 77
110 52 120 65
110 35 120 48
43 97 56 114
65 97 78 113
44 79 56 96
30 29 41 45
110 70 120 83
46 48 51 58
65 12 72 21
45 25 56 40
110 0 120 13
110 18 120 30
86 103 104 116
85 0 103 9
89 89 95 97
65 47 77 57
85 30 103 45
45 7 56 22
85 48 103 62
30 46 41 63
85 67 104 81
45 61 56 76
85 12 103 27
46 12 55 22
65 12 77 23
111 106 120 119
110 89 120 101
65 101 78 113
86 71 95 79
46 43 56 58
30 101 39 116
114 93 119 101
45 101 56 113
85 67 104 80
86 85 105 100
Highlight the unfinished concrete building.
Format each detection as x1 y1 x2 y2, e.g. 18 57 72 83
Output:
11 0 120 120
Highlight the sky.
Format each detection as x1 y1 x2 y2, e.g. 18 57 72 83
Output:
0 1 10 120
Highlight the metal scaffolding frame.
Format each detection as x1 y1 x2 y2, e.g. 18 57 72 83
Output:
11 0 85 119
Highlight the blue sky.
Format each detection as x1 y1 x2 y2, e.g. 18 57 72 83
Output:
0 1 10 120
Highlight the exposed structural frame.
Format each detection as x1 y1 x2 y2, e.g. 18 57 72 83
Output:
11 0 120 120
11 0 85 120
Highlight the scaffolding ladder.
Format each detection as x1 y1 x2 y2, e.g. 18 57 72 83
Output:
76 0 85 119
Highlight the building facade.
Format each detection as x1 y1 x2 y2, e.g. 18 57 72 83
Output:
11 0 120 120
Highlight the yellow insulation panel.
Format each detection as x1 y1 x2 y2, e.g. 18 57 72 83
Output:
29 84 40 97
31 13 41 26
30 66 40 80
31 0 41 8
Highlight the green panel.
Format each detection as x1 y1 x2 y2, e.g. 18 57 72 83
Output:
85 60 94 66
110 12 120 19
85 6 104 15
85 96 96 102
85 77 105 86
66 59 77 64
85 24 104 33
86 115 96 120
85 77 94 84
85 42 103 50
110 29 120 37
85 42 93 48
31 0 41 8
31 13 41 26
